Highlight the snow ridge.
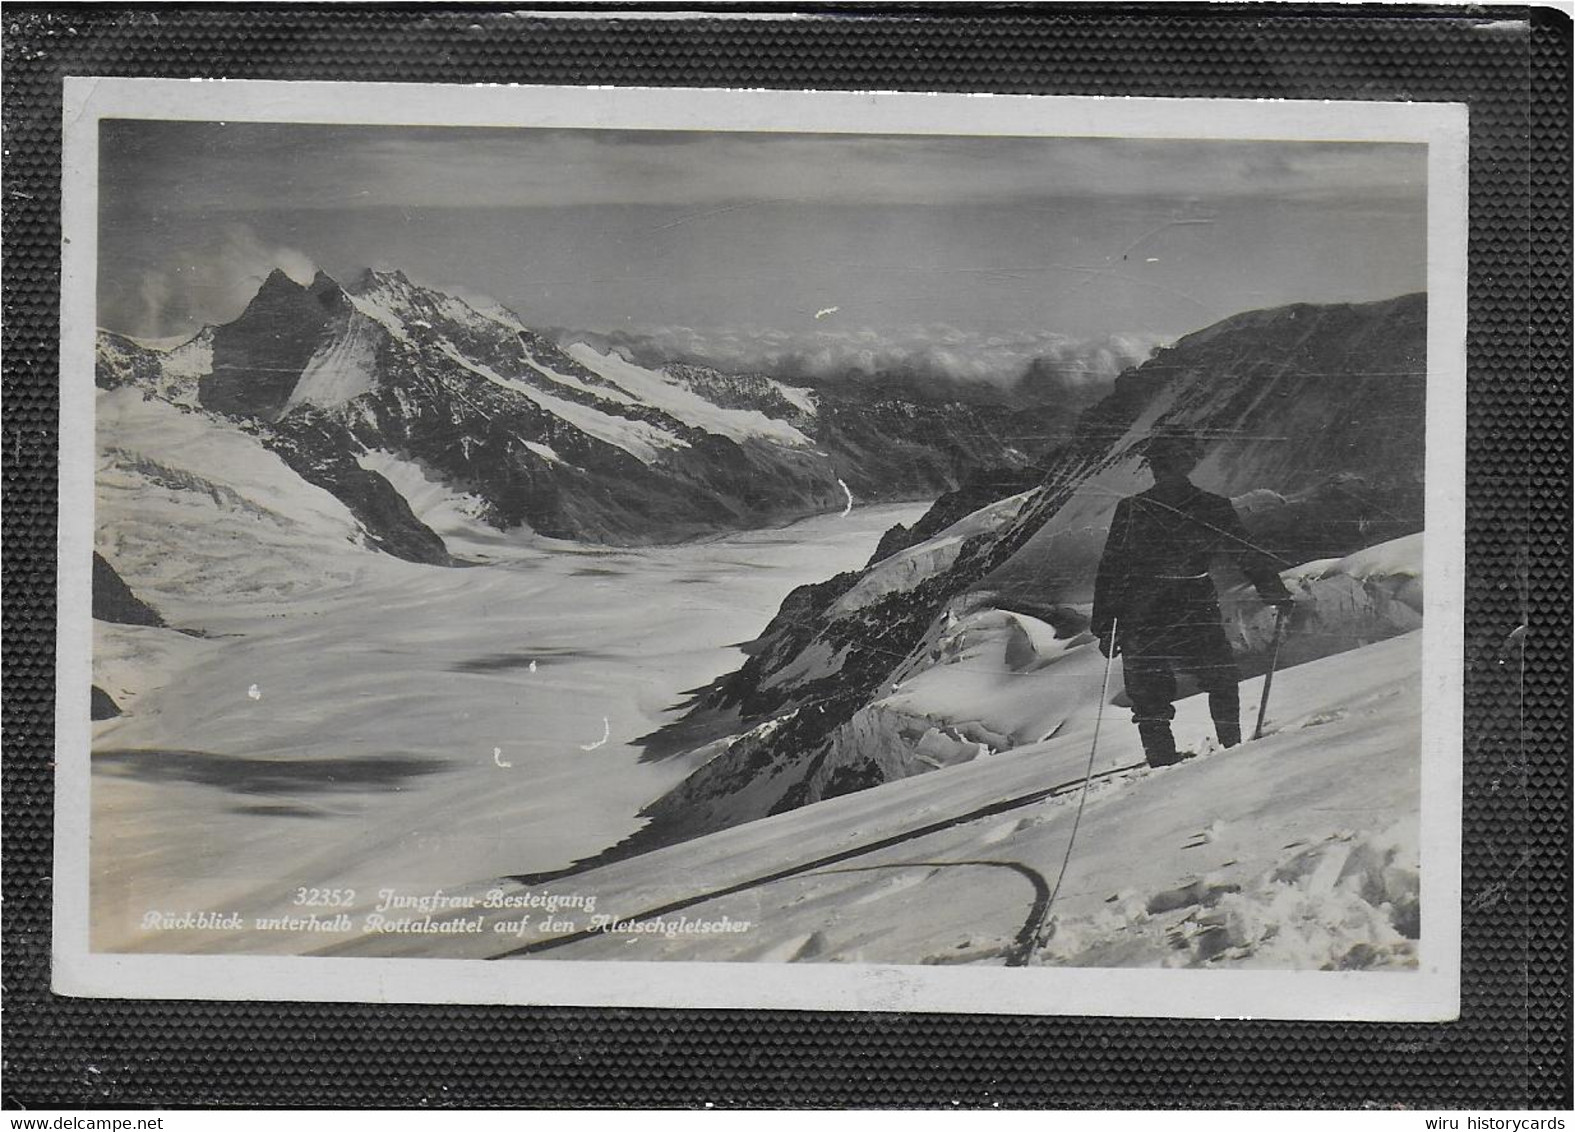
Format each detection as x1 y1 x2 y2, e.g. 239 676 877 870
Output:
564 342 814 448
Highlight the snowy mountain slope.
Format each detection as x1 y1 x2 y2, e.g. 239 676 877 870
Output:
316 629 1422 971
634 294 1427 848
351 449 497 545
103 265 1119 556
101 327 453 570
104 268 836 552
98 272 922 549
90 503 930 956
637 530 1423 847
331 266 977 535
663 363 819 424
828 489 1037 616
93 619 217 720
95 387 383 611
431 341 692 465
562 341 814 448
97 329 207 406
280 306 381 413
219 269 842 543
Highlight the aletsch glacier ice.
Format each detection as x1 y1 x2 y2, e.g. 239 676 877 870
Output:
90 275 1428 968
92 491 928 953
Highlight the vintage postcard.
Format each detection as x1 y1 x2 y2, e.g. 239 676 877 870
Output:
55 78 1465 1018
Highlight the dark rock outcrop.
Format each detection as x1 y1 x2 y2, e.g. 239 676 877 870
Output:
93 552 164 627
96 332 165 391
265 409 452 566
204 269 347 420
867 463 1050 566
90 686 122 720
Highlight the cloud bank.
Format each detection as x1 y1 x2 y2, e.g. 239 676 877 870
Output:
557 323 1164 406
108 224 318 338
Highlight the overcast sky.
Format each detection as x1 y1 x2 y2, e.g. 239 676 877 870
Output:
98 121 1427 360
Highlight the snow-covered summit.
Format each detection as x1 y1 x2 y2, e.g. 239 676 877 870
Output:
100 267 1072 551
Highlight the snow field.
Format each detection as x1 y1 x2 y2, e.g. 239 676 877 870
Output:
327 628 1420 967
93 621 218 713
785 531 1424 804
352 449 496 543
770 382 819 418
626 632 1421 970
95 389 378 616
516 353 638 406
91 501 931 955
523 441 565 465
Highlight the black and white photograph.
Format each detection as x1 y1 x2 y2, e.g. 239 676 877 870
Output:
55 79 1466 1018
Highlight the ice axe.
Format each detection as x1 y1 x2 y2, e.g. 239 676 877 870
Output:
1251 602 1293 741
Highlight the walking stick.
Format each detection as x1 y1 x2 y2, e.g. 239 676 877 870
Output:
1252 603 1291 741
1086 617 1119 767
1042 619 1121 936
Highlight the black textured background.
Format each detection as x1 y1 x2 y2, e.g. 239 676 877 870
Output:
3 4 1570 1110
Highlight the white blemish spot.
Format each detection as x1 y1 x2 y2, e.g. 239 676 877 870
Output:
580 717 612 751
247 684 261 701
837 478 854 517
814 305 839 320
493 746 512 769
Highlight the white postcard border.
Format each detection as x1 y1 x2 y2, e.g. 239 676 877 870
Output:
54 77 1468 1019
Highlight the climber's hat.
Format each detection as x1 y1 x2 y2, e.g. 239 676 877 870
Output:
1139 430 1205 469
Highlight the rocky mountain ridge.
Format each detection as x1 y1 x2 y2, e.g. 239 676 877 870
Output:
611 293 1429 859
99 268 1098 555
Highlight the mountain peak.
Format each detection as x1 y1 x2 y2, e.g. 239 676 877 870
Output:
209 267 350 421
353 266 413 294
1173 291 1425 353
258 266 308 294
252 266 349 307
306 270 350 307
